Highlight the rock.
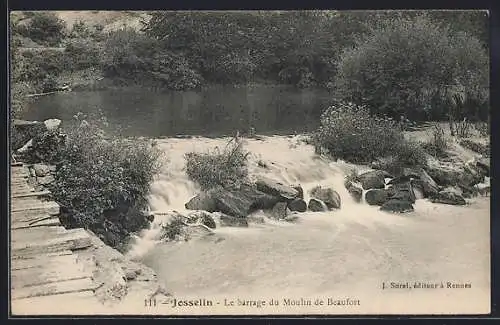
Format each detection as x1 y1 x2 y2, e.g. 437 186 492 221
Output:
186 211 216 229
217 214 249 227
288 198 307 212
44 118 62 132
344 180 363 202
387 182 416 204
424 165 461 188
430 190 467 205
365 189 390 206
309 186 341 209
38 175 55 185
358 170 390 190
380 199 414 213
16 139 33 154
308 198 328 212
291 185 304 199
269 202 288 220
256 176 299 201
185 190 218 212
214 185 279 217
33 163 51 177
476 158 490 176
413 167 441 197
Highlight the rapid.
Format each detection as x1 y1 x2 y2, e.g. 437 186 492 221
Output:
125 135 490 314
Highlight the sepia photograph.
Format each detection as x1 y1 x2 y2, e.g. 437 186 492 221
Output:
8 10 491 316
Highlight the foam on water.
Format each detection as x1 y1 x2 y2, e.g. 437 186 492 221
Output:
125 136 489 301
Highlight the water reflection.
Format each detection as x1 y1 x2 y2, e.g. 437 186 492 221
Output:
23 85 333 137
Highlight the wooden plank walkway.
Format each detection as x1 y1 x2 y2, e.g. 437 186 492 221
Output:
10 164 98 305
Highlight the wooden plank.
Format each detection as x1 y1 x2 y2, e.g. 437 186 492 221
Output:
11 188 38 196
12 216 61 230
11 251 75 270
11 250 73 261
11 162 23 167
12 191 50 199
12 277 96 300
10 251 78 271
12 228 92 256
11 226 70 243
11 197 50 206
11 202 60 221
11 260 89 288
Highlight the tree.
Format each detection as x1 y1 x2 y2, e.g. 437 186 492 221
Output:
335 14 488 121
19 12 66 46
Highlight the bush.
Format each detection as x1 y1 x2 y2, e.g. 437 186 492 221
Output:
101 28 203 90
335 14 488 121
160 215 186 241
422 124 449 158
185 138 249 190
314 101 427 167
46 114 163 247
64 38 102 71
18 12 66 46
313 102 403 163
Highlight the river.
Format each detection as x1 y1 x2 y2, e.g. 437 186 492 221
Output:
23 87 490 314
23 85 332 137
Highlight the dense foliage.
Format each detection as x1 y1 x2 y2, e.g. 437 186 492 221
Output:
185 139 249 190
13 12 66 46
43 114 163 247
314 102 427 165
335 15 489 121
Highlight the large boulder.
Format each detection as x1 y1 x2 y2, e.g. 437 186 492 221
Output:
358 170 391 190
380 199 414 213
288 198 307 212
344 180 363 203
430 190 467 205
213 185 279 218
308 198 328 212
255 176 299 201
309 186 341 209
387 182 416 204
185 190 218 212
409 168 439 198
365 189 390 206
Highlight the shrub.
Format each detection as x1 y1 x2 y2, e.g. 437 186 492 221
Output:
101 28 203 90
185 138 249 190
422 124 449 158
313 102 403 163
335 14 488 121
160 215 186 241
64 38 102 71
46 113 163 247
18 12 66 46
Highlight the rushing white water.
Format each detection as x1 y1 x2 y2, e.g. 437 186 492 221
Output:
124 135 490 314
